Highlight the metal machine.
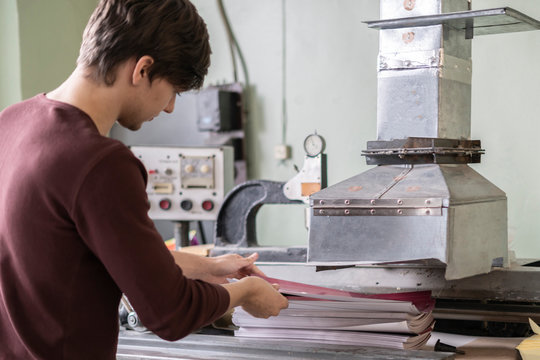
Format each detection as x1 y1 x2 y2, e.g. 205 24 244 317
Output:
117 1 540 358
211 132 327 261
308 2 540 280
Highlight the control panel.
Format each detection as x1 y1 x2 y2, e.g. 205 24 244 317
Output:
130 146 234 221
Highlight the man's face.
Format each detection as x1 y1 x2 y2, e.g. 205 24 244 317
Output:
118 77 179 131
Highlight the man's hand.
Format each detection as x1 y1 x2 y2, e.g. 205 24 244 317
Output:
170 250 265 284
206 253 265 283
222 276 288 318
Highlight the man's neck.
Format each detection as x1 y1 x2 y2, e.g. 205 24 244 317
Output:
46 67 124 136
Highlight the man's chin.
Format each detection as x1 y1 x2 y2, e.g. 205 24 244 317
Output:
117 120 143 131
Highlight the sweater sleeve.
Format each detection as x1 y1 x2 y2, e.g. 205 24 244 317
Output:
70 145 230 340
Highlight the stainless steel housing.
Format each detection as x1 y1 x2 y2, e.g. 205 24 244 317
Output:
305 0 539 279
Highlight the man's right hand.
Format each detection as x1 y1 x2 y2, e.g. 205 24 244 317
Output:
222 276 288 318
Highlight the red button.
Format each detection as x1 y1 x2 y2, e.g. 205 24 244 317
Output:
148 169 158 174
159 199 171 210
201 200 214 211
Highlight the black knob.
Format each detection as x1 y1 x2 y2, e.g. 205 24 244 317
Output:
180 200 193 211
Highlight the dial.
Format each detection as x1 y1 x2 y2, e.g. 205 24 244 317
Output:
303 133 325 157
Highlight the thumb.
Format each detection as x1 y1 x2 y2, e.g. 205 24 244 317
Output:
246 252 259 262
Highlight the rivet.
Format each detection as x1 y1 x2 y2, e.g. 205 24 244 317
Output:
397 209 403 215
344 200 350 205
344 209 350 215
425 199 431 205
404 0 415 11
319 209 325 215
319 200 325 205
402 32 415 44
397 199 403 205
425 209 431 215
370 199 376 205
370 209 376 215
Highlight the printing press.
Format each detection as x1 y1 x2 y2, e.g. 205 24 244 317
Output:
117 1 540 358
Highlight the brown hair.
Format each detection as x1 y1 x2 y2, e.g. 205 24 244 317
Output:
77 0 211 90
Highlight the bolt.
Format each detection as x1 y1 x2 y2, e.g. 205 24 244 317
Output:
344 200 350 205
370 209 376 215
425 199 431 205
319 209 325 215
397 199 403 205
397 209 403 215
425 209 431 215
344 209 350 215
370 199 376 205
319 200 325 205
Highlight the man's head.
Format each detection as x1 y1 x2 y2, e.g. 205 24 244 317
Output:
77 0 211 92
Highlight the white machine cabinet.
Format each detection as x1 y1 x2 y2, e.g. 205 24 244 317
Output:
130 146 234 221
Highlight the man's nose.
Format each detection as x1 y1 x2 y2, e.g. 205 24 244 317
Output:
163 95 176 113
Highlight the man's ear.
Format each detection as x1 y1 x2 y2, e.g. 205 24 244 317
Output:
132 55 155 85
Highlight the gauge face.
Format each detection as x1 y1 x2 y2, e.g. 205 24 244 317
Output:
303 133 325 157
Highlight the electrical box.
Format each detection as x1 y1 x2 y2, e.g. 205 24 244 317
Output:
197 87 242 132
130 146 234 221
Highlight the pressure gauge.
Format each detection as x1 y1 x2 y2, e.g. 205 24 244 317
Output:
303 133 325 157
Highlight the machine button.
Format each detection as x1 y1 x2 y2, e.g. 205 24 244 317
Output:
165 168 173 176
159 199 172 210
200 164 210 174
184 164 194 173
180 200 193 211
202 200 214 211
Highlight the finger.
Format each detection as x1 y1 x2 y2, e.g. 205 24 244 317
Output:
242 253 258 266
246 252 259 261
248 264 266 277
271 283 280 291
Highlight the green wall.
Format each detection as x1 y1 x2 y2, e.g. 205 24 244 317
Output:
17 1 98 99
0 0 22 110
0 0 98 109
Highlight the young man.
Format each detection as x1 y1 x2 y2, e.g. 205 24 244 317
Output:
0 0 288 359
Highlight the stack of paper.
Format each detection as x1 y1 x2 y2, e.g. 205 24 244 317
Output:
233 276 435 350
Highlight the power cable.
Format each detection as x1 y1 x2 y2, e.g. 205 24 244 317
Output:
281 0 288 145
217 0 250 88
216 0 238 82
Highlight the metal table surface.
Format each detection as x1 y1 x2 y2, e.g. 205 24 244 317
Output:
116 330 454 360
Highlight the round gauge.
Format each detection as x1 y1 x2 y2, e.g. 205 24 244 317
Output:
303 133 325 157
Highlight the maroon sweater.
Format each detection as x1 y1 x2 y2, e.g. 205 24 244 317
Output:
0 94 229 359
